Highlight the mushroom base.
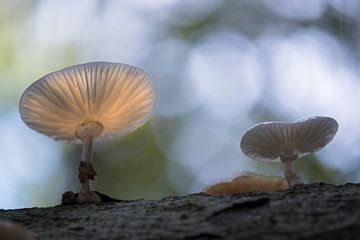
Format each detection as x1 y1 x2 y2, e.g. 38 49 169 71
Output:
78 159 98 197
281 155 304 188
61 191 120 205
284 169 304 188
61 190 100 204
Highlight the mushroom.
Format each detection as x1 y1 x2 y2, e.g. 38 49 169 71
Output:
240 116 338 188
204 173 288 195
19 62 156 203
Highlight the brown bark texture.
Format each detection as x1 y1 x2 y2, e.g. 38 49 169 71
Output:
1 183 360 240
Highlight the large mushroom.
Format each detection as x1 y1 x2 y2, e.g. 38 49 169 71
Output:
240 116 338 187
19 62 156 203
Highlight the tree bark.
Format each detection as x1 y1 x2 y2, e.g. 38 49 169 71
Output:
1 183 360 240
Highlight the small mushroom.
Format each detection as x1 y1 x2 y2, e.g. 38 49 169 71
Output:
204 173 288 195
240 116 338 188
19 62 156 203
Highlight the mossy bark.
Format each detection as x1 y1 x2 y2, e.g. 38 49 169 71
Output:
1 183 360 240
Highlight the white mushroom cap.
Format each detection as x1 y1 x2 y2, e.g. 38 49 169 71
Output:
19 62 156 142
240 116 338 162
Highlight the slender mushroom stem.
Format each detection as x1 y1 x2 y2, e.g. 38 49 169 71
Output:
80 177 91 193
81 135 93 163
280 155 304 188
74 121 103 203
79 135 95 193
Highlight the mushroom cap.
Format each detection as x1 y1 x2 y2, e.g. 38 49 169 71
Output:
240 116 338 162
19 62 156 142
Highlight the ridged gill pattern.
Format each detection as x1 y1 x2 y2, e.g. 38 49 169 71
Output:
19 62 156 142
240 116 338 162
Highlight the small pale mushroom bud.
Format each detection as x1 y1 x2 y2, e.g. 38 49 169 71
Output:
204 173 288 195
19 62 157 203
240 116 338 188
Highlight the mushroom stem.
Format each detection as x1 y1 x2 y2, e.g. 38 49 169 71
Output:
79 135 95 193
75 122 103 195
80 179 91 193
77 135 101 203
280 155 304 188
81 135 93 163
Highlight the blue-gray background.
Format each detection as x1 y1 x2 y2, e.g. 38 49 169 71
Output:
1 0 359 209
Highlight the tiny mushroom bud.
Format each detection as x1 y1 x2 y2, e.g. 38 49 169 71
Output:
19 62 156 203
240 116 338 188
204 173 288 195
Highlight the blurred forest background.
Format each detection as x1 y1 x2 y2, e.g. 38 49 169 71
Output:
1 0 360 209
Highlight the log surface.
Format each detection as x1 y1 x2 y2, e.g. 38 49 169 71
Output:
1 183 360 240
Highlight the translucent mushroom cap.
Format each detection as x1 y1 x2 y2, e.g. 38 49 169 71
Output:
240 116 338 162
19 62 156 142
